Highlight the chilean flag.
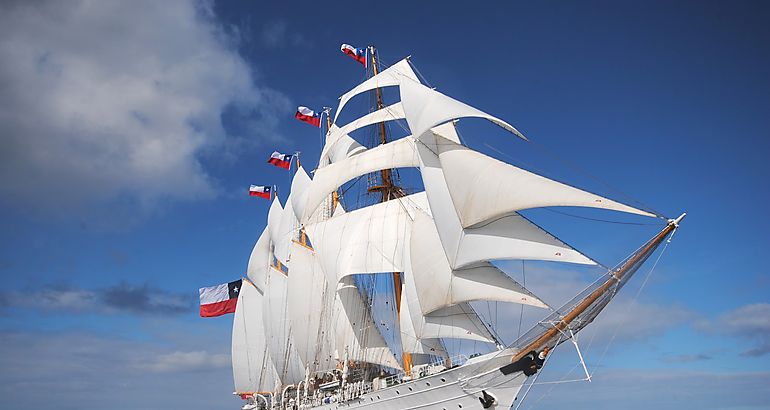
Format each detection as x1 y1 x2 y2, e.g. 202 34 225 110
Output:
199 279 242 317
248 185 271 199
341 44 367 67
267 151 292 169
294 106 321 127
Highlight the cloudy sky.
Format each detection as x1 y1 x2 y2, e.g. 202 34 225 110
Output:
0 1 768 409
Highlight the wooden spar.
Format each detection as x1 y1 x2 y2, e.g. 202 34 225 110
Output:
366 46 411 374
510 215 682 363
326 109 340 211
366 47 404 201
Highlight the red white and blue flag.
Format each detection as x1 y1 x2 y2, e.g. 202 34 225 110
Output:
248 185 271 199
199 279 242 317
294 106 321 127
267 151 293 169
341 43 367 67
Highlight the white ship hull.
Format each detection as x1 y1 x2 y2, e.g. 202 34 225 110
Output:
300 352 526 410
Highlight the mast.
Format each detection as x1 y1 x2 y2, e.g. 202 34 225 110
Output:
366 45 411 375
510 213 685 363
325 109 340 211
366 46 405 201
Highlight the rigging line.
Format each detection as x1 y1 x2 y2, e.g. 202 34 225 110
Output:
458 231 666 379
339 174 366 197
542 207 663 226
517 210 610 271
513 333 563 410
524 362 583 410
590 234 673 378
467 302 504 347
407 58 434 89
517 261 526 338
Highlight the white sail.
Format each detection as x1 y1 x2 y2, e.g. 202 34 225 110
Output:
287 242 337 372
400 78 527 141
262 266 305 384
455 213 596 267
398 291 448 356
267 196 283 249
232 279 279 395
334 277 403 370
416 130 594 269
320 124 367 166
410 209 548 314
333 102 405 143
273 194 298 264
246 227 271 292
319 102 407 168
401 233 500 344
303 192 428 283
335 58 419 124
301 137 420 223
434 136 656 227
289 167 313 223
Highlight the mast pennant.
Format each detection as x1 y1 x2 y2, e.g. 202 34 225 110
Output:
340 43 367 67
295 106 321 127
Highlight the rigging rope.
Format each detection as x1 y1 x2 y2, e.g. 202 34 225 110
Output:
543 208 662 226
589 233 674 378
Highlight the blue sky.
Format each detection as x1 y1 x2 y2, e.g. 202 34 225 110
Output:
0 1 768 409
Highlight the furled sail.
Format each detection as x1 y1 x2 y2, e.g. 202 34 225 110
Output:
232 279 279 395
433 136 657 227
286 242 337 372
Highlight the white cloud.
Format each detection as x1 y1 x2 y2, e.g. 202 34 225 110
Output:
0 283 193 315
260 19 305 48
0 330 239 410
0 0 289 216
696 302 770 357
523 368 770 410
139 350 230 373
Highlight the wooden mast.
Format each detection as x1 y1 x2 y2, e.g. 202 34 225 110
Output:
326 110 340 211
367 47 405 201
510 214 684 363
366 46 411 375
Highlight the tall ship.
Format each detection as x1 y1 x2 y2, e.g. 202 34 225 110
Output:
224 45 684 409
